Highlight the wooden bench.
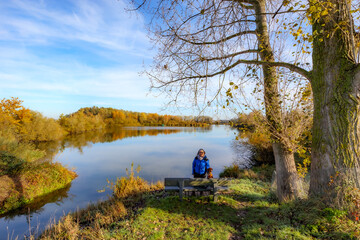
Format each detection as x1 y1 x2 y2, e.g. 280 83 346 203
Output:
164 178 230 201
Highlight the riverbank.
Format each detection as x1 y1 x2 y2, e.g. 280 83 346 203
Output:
38 165 360 239
0 161 77 215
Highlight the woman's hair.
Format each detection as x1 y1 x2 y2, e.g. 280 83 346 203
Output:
197 148 205 154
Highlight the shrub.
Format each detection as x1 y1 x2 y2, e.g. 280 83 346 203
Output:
22 111 66 141
220 164 274 181
108 163 163 200
0 135 45 162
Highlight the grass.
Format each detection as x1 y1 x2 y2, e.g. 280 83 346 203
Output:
0 158 77 215
109 197 238 239
37 165 360 240
220 163 275 181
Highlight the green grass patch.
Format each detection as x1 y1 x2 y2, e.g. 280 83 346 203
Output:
39 165 360 239
110 198 238 240
220 164 275 181
0 158 77 215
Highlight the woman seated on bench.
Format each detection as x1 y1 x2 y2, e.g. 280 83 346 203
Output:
192 148 210 178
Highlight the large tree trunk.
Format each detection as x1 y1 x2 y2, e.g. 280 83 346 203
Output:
273 143 304 200
255 0 303 201
309 0 360 205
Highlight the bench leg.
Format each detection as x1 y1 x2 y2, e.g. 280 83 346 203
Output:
214 193 218 202
179 180 184 201
213 187 218 202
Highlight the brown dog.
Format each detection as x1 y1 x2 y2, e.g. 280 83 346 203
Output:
207 168 213 179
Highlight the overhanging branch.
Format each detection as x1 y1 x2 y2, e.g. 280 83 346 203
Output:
177 20 256 38
153 58 312 88
173 30 257 45
200 49 259 61
236 59 312 80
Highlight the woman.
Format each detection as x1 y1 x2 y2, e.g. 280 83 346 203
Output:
192 148 210 178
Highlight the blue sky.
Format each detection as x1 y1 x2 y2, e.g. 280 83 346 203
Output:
0 0 177 118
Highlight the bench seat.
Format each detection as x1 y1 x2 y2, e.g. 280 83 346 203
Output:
164 177 230 201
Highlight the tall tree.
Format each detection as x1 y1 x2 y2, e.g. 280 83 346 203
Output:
306 0 360 204
132 0 360 205
252 0 305 201
131 0 312 201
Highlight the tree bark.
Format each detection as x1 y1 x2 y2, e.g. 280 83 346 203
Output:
309 0 360 204
255 0 303 201
273 142 304 200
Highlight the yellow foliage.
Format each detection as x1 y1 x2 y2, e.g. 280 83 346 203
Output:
0 97 32 134
297 157 311 178
22 111 66 141
247 131 272 150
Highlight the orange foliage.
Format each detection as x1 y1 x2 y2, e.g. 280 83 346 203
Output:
112 110 126 120
0 97 32 133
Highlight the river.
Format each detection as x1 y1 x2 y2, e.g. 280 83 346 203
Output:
0 125 250 239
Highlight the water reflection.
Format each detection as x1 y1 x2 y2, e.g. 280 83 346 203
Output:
230 139 254 168
36 126 211 162
1 183 73 220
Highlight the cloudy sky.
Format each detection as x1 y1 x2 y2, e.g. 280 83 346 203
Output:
0 0 180 118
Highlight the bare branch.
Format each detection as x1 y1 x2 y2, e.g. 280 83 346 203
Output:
200 49 259 61
153 58 311 89
173 30 257 45
177 19 256 38
231 0 258 5
272 0 285 19
126 0 146 11
234 60 312 80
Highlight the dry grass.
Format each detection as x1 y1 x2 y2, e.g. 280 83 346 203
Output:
109 163 163 200
220 164 274 181
39 164 163 239
40 200 128 240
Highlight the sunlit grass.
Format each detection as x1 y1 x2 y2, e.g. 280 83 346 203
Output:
227 179 360 239
38 165 360 240
0 161 77 215
220 164 275 181
110 197 238 240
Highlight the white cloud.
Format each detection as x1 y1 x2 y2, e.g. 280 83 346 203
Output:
0 0 234 119
0 0 161 114
0 55 150 100
0 0 150 53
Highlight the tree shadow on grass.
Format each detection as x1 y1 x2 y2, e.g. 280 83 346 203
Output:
141 193 243 238
0 151 27 216
230 192 272 202
143 189 358 240
223 190 358 240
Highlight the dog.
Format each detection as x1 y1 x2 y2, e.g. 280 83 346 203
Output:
207 168 213 179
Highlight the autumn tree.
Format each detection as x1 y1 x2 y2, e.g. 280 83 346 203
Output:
22 111 66 142
138 112 148 124
112 110 126 125
304 0 360 204
0 97 32 135
272 0 360 205
0 98 47 162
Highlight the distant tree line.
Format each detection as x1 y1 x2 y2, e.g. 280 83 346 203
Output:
1 98 213 144
59 106 213 134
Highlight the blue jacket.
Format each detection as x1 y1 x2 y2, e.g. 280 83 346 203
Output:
192 156 210 175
